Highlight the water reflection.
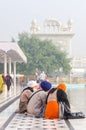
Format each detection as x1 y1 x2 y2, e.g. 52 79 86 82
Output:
67 86 86 114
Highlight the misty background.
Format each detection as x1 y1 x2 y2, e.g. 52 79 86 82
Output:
0 0 86 57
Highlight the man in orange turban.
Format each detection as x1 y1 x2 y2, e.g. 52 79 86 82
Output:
44 83 70 119
56 83 70 108
57 83 66 91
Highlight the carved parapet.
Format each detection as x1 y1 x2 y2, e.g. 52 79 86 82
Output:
30 19 40 33
30 18 73 33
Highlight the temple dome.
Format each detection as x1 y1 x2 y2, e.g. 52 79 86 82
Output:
68 19 73 26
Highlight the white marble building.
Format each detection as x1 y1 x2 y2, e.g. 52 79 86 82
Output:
71 57 86 77
29 19 86 79
29 19 74 57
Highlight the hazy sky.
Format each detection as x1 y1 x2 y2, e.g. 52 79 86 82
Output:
0 0 86 57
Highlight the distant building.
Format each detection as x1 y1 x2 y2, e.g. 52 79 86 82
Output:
29 19 86 79
72 57 86 68
29 19 74 57
71 57 86 78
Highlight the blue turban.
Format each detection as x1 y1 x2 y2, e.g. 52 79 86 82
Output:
40 81 51 91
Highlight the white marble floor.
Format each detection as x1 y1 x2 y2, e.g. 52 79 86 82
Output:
69 118 86 130
5 113 69 130
0 99 19 128
0 88 86 130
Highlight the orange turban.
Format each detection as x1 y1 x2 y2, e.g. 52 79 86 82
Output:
56 83 66 92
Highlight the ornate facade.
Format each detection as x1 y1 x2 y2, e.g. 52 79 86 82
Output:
29 19 74 57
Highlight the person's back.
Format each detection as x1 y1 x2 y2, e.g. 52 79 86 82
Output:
27 90 47 116
19 87 33 113
27 81 52 117
18 80 38 113
20 89 33 102
44 83 70 119
44 88 59 119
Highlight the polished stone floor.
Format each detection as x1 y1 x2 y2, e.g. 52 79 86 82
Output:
6 114 69 130
0 86 86 130
4 113 86 130
69 118 86 130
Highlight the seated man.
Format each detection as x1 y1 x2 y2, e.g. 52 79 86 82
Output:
17 80 38 113
27 81 52 117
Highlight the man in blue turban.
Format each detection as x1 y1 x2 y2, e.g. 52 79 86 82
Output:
27 81 52 117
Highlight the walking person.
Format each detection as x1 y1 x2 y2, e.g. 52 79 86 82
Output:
39 71 46 83
5 74 13 95
0 73 6 93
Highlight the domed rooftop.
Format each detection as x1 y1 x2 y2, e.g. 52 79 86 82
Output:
68 19 73 25
31 19 38 25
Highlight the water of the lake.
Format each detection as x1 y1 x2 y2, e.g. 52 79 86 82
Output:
67 84 86 114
